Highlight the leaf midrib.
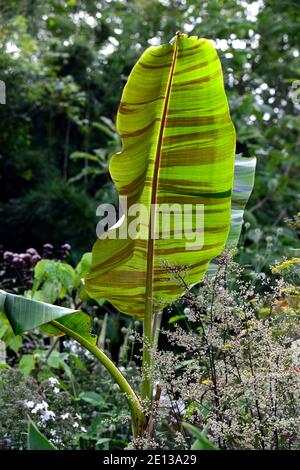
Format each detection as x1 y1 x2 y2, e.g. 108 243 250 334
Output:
144 34 180 317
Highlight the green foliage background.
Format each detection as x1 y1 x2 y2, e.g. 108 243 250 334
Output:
0 0 299 263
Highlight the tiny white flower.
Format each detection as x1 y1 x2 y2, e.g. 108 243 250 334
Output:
32 404 43 414
24 400 35 409
50 429 56 436
75 413 82 420
40 410 56 422
70 344 80 354
48 377 59 386
31 401 51 415
73 422 79 428
61 413 69 420
81 426 87 433
53 387 60 394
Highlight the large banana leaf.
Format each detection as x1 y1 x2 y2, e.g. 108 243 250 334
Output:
85 33 237 318
0 289 95 343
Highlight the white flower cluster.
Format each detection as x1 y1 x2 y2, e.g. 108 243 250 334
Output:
139 252 300 450
24 400 55 422
47 377 60 394
24 399 87 437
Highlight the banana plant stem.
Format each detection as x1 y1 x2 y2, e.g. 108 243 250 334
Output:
141 310 163 404
141 301 153 402
50 320 145 437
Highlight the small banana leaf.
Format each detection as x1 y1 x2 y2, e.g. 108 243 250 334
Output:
225 154 256 249
85 33 237 318
206 153 256 275
0 289 96 342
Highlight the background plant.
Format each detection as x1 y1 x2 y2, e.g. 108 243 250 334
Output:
139 252 300 450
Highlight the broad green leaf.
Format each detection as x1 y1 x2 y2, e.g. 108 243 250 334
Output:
4 333 22 353
85 33 236 318
78 391 105 406
75 252 93 293
0 311 23 353
207 153 256 275
1 289 76 334
27 420 57 450
19 354 36 376
75 252 92 277
191 437 218 451
69 353 86 370
47 350 73 378
0 289 96 344
225 154 256 249
47 350 62 368
182 422 218 450
29 259 76 303
168 314 186 324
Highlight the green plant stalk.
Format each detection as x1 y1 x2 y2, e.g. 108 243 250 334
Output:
141 296 153 403
50 320 146 437
141 311 163 403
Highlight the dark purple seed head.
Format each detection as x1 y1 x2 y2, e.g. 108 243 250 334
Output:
61 243 71 252
43 243 54 251
13 256 25 268
19 253 31 265
26 248 38 256
3 251 14 262
30 254 42 267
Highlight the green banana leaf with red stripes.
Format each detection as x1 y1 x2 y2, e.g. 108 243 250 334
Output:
85 33 251 319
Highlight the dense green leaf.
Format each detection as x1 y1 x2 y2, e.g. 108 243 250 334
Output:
79 391 105 406
0 289 96 344
19 354 36 376
0 311 23 353
27 420 57 450
183 423 218 450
